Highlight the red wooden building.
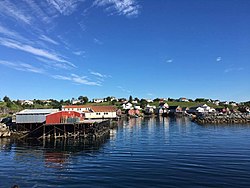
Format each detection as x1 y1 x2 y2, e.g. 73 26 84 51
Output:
46 111 84 124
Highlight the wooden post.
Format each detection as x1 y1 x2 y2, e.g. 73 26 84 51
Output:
73 124 76 139
43 125 45 140
64 124 66 139
54 126 56 139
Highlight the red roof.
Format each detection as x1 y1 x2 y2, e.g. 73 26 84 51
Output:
63 105 117 112
63 105 91 108
89 106 117 112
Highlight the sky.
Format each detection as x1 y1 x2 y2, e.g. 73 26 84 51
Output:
0 0 250 102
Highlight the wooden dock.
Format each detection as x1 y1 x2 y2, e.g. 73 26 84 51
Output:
15 120 111 141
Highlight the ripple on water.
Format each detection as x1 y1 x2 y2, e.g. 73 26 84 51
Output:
1 118 250 187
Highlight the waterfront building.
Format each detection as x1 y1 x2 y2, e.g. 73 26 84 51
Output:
46 111 84 124
16 109 59 124
122 102 133 110
62 105 117 119
84 106 117 119
126 109 141 117
188 104 216 114
144 105 156 115
62 105 91 113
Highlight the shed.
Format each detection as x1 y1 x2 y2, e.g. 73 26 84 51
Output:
46 111 84 124
16 109 59 124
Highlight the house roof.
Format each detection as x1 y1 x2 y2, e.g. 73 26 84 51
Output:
189 104 208 110
17 109 59 115
63 105 91 108
90 106 117 112
63 105 117 112
168 106 180 110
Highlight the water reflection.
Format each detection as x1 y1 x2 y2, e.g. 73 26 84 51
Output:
2 118 250 188
0 136 110 171
0 138 12 152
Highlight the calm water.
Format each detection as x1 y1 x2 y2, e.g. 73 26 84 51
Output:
1 117 250 188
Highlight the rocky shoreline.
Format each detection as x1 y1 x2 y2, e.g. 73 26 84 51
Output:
193 113 250 125
0 123 11 137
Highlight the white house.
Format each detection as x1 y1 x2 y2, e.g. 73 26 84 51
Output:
145 104 156 114
134 105 142 110
71 98 81 104
62 105 91 113
122 102 133 110
221 101 229 105
179 98 189 102
146 99 153 103
92 98 105 103
84 106 117 119
62 105 117 119
132 100 138 104
230 102 238 107
213 100 220 106
21 100 34 105
188 104 216 114
110 97 117 101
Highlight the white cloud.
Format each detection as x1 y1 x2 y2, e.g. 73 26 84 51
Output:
39 35 59 45
216 57 222 62
46 0 81 15
90 71 107 78
73 50 85 56
117 86 131 93
0 24 25 41
36 57 70 69
93 0 140 17
52 75 72 80
23 0 52 24
0 0 32 24
53 74 101 86
166 59 173 63
0 38 76 68
94 38 103 45
224 67 244 73
0 60 44 74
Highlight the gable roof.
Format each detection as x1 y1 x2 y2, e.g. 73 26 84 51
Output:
89 106 117 112
168 106 180 110
63 105 91 109
62 105 117 112
17 109 59 115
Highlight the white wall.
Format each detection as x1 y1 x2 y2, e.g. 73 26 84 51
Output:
85 112 117 119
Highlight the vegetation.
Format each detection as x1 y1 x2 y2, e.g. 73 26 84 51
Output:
0 95 242 117
78 96 88 104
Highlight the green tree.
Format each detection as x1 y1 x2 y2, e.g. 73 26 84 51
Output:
129 95 133 103
134 97 140 102
78 96 88 104
140 99 148 109
195 98 206 102
106 96 111 102
153 98 161 102
3 96 11 103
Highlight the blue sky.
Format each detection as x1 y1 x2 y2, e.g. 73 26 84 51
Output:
0 0 249 102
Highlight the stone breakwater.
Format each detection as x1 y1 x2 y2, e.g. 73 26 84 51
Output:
193 113 250 124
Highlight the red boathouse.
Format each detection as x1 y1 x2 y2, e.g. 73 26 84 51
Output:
46 111 84 124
